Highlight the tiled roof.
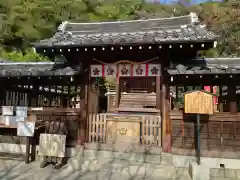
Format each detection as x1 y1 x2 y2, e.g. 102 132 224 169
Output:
0 62 80 77
167 58 240 75
34 12 218 48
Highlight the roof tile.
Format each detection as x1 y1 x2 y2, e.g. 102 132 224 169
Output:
0 62 80 77
167 58 240 75
34 13 218 47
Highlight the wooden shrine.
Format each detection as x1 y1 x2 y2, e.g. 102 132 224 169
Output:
32 12 218 154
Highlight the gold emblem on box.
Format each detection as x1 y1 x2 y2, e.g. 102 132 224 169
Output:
117 126 127 136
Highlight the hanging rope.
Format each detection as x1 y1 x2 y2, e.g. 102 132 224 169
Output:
93 57 158 65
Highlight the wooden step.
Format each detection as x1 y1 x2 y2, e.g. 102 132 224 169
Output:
117 107 160 113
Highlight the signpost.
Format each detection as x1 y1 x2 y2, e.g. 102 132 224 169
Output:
184 90 214 165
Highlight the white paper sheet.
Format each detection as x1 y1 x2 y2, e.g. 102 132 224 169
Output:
17 121 35 137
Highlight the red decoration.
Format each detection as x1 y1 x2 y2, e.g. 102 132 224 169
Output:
121 67 128 75
151 67 159 75
107 66 114 75
93 68 100 75
136 66 143 75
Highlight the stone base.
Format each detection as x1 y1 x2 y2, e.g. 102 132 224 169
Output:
189 161 209 180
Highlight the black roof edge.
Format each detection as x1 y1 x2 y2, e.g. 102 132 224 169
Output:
33 39 217 49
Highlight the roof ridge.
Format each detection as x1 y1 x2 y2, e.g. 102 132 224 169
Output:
57 13 197 32
201 57 240 61
0 62 56 65
69 14 190 25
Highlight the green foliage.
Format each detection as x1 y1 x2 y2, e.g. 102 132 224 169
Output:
0 48 50 62
0 0 239 60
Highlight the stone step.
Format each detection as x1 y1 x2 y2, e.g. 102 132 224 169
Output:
210 168 240 180
82 150 173 165
67 152 191 179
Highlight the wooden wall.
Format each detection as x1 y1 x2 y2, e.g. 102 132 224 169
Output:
171 111 240 158
0 76 85 147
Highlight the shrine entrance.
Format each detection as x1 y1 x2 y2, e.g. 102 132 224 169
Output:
34 12 218 153
88 60 162 146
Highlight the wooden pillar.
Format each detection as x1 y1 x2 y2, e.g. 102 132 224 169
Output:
219 86 223 112
162 84 167 140
162 75 171 152
115 77 120 110
78 72 90 145
228 85 237 113
25 137 31 164
156 76 161 110
85 75 90 142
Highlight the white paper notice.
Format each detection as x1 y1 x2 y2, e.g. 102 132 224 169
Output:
4 116 10 126
16 106 28 117
16 116 25 122
2 106 14 116
17 121 35 137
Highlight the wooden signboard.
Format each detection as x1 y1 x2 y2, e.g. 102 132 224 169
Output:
39 134 66 157
184 90 214 115
184 90 215 165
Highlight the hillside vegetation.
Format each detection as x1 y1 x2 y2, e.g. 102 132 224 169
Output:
0 0 239 61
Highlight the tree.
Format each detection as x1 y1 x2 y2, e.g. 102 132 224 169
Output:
0 48 49 62
0 0 239 60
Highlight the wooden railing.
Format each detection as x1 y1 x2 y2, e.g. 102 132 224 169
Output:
88 113 161 146
141 115 161 146
170 110 240 155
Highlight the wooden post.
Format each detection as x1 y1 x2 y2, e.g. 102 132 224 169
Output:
228 85 237 113
162 84 166 140
85 72 91 142
196 114 201 165
115 77 120 110
162 82 171 152
25 137 31 164
156 76 161 110
219 86 223 112
78 72 90 145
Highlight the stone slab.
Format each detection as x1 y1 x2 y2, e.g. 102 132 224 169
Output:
189 161 209 180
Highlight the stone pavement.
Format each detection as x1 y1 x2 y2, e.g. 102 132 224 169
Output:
210 168 240 180
0 158 191 180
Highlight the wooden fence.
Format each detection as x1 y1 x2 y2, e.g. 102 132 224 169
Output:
88 113 161 146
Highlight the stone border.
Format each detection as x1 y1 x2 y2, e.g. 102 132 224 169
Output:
1 143 240 170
